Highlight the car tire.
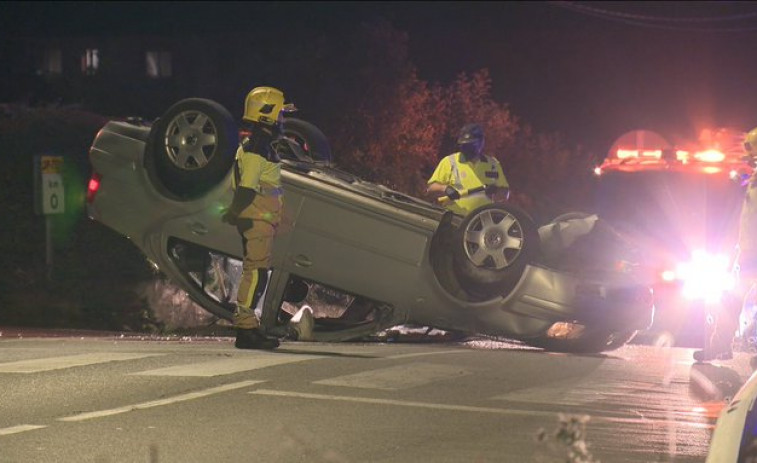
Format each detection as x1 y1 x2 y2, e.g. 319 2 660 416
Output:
525 326 638 353
278 117 332 164
452 203 540 297
146 98 238 201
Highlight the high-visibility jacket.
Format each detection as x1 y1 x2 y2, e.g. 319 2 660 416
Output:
427 151 509 216
231 145 282 223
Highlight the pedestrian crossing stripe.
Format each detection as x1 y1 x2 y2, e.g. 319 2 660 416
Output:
0 425 46 436
59 381 263 422
0 353 164 373
131 354 323 377
314 362 471 390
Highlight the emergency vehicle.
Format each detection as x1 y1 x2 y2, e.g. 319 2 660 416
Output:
593 129 753 346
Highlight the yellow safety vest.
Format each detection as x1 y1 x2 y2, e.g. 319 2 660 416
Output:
232 145 282 222
427 152 509 215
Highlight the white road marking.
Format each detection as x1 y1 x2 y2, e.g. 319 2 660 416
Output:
249 389 715 429
491 378 592 406
131 354 322 377
0 425 47 436
59 380 263 422
314 362 471 390
0 353 164 373
252 389 556 416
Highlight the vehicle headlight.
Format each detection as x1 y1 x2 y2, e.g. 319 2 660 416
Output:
676 250 735 303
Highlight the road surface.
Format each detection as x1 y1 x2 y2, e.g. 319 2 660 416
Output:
0 328 753 462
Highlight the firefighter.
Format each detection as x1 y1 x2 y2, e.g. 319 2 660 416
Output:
426 123 510 215
222 86 312 349
694 127 757 361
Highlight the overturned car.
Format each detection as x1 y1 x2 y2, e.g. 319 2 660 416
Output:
86 98 653 353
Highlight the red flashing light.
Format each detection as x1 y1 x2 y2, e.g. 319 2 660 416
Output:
694 149 726 163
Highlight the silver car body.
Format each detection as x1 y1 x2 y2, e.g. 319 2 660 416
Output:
86 101 653 351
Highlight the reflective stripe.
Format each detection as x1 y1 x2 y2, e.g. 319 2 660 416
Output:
259 185 283 196
449 153 498 192
233 157 242 190
448 154 463 190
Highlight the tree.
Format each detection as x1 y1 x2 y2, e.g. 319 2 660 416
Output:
301 20 448 195
441 69 519 160
507 125 596 224
298 22 522 198
289 19 596 217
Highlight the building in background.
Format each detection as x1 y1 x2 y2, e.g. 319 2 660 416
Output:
0 34 245 119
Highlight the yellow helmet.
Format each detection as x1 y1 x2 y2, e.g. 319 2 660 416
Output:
242 86 296 126
745 127 757 157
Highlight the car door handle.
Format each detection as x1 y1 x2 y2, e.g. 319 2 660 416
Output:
188 222 208 235
293 254 312 267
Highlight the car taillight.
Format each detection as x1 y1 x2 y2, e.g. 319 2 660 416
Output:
86 172 101 204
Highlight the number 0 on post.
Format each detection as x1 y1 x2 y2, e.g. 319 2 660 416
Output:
39 155 65 215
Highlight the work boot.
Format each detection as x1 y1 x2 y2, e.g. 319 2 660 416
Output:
289 305 315 341
693 349 733 362
235 329 280 350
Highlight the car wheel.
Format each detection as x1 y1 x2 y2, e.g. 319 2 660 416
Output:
277 117 332 164
452 204 540 296
145 98 238 201
525 324 638 353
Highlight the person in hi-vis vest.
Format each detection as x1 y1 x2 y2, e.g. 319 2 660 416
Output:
426 123 510 215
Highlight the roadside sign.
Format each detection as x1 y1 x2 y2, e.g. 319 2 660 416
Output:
37 155 65 215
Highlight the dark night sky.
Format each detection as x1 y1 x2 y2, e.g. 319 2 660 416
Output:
4 1 757 153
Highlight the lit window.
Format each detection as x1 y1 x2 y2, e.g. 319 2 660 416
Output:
41 49 62 74
146 51 172 78
81 49 99 75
